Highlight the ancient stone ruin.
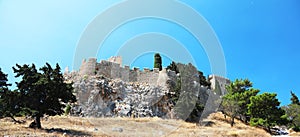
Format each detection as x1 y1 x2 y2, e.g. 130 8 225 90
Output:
77 57 176 85
64 56 230 120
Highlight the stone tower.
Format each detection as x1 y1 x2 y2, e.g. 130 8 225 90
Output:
208 75 230 95
79 58 97 76
108 56 122 66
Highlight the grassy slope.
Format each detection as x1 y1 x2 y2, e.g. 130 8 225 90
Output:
1 112 297 137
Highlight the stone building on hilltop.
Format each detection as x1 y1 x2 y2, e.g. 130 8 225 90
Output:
78 56 176 86
64 56 231 118
77 56 229 90
208 75 230 95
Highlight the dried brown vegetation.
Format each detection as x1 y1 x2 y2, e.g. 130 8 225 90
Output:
0 112 282 137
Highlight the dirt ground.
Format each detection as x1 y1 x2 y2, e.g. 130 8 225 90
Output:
1 112 295 137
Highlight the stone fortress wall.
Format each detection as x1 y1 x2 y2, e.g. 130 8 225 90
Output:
208 75 230 95
78 56 229 89
79 56 177 86
70 56 231 118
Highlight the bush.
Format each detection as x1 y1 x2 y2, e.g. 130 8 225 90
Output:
293 126 300 132
64 104 71 116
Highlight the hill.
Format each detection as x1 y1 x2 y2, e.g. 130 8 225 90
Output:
0 112 285 137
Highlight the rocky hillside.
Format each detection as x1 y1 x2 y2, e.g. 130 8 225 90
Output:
65 63 211 120
70 74 173 118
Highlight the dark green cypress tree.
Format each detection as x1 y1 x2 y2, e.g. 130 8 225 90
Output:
154 53 162 71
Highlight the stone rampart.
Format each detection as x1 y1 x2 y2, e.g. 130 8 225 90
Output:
79 58 176 86
79 58 97 76
208 75 230 95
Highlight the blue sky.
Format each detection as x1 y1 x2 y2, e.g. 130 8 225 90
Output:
1 0 300 105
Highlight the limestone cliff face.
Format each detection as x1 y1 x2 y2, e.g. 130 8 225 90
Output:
66 72 176 118
65 72 209 119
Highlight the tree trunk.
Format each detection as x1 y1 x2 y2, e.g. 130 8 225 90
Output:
267 126 271 134
29 115 42 129
9 114 22 124
231 117 234 127
35 116 42 128
293 123 297 128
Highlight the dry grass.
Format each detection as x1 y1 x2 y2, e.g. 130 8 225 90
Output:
290 131 300 137
166 112 271 137
0 112 289 137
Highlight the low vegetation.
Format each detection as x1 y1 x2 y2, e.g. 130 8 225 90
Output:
221 79 300 134
0 112 274 137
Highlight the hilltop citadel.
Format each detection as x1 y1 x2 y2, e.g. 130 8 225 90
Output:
64 56 230 118
70 56 230 90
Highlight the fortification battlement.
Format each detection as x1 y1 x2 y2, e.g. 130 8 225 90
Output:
77 57 229 89
79 57 176 85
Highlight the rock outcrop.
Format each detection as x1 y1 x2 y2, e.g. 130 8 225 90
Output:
64 57 227 120
67 73 176 118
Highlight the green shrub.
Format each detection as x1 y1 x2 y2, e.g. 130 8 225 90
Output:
64 104 71 116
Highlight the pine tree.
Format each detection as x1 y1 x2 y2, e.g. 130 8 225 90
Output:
221 94 240 127
198 71 210 88
166 61 178 73
0 68 11 117
290 91 300 105
0 68 11 91
248 93 286 133
0 68 24 122
282 92 300 131
283 104 300 131
13 63 76 128
167 62 212 122
221 79 259 124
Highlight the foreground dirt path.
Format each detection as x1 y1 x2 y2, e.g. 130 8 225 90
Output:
1 112 295 137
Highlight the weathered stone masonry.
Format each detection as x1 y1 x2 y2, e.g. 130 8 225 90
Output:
65 56 231 118
79 57 176 86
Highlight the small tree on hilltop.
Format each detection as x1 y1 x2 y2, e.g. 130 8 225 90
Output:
0 68 19 122
290 91 300 105
248 93 286 133
166 61 178 73
0 68 6 117
221 79 259 124
166 62 211 122
0 89 24 123
198 71 211 88
283 104 300 131
1 68 26 123
13 63 76 128
154 53 162 71
0 68 11 91
282 92 300 131
221 94 240 127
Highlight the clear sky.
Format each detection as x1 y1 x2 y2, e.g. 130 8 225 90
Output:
1 0 300 105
